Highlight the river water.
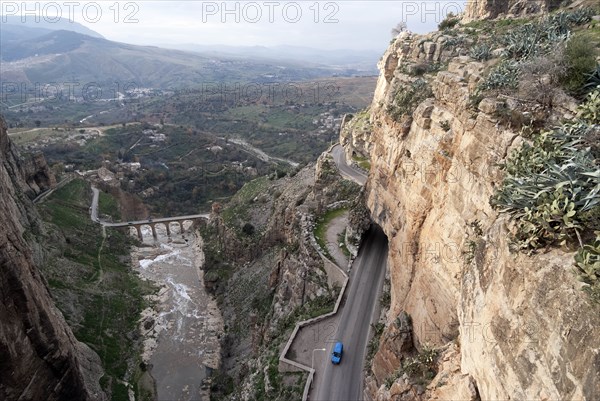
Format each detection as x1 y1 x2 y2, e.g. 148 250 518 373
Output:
131 223 223 401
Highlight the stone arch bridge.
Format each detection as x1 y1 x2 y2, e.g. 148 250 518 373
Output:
100 214 210 241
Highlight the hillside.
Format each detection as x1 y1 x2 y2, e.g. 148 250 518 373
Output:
0 29 367 90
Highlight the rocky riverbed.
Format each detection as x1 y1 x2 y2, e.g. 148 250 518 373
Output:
130 223 223 401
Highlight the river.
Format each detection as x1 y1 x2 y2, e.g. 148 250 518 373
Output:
131 223 223 401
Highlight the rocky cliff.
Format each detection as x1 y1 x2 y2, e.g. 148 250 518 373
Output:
0 115 105 401
0 120 56 201
463 0 562 21
463 0 599 21
341 7 600 401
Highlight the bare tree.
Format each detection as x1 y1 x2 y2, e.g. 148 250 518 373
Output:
391 21 408 37
518 45 567 108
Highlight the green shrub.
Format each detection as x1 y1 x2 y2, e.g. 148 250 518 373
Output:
365 322 385 367
468 91 485 110
439 13 459 31
561 35 597 95
584 65 600 93
400 345 439 386
387 79 433 122
578 89 600 124
380 289 391 309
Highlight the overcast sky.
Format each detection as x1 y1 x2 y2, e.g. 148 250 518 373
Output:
3 1 467 52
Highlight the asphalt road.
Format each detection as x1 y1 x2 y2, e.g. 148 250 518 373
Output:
313 226 388 401
332 144 368 186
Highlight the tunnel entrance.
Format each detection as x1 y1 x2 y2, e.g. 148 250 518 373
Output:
356 222 389 260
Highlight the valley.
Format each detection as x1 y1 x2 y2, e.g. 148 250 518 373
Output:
0 21 379 399
2 2 600 401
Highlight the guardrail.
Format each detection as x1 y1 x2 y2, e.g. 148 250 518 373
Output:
278 206 353 401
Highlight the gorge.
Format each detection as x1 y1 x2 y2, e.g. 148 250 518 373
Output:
1 0 600 400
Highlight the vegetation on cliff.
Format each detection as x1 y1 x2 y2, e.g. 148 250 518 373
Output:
478 7 600 302
38 179 154 400
493 91 600 299
389 5 600 304
468 7 598 110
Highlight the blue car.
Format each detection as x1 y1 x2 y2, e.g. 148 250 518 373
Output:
331 342 343 364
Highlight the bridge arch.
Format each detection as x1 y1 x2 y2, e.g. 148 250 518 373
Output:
132 218 200 241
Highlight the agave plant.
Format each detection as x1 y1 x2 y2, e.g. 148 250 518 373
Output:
480 61 520 91
470 43 493 61
575 233 600 302
498 8 593 61
492 120 600 249
502 23 544 59
584 66 600 92
565 7 594 26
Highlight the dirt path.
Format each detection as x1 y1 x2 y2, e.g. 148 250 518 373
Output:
325 211 349 269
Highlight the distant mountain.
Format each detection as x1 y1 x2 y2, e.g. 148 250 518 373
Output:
0 16 104 62
1 15 103 38
0 23 54 43
0 29 351 90
1 29 90 61
163 44 381 75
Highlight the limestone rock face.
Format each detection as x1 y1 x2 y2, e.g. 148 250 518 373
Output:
339 111 374 161
0 118 56 200
0 115 105 401
353 28 600 401
463 0 562 21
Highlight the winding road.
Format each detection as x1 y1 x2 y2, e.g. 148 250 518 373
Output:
332 144 368 186
227 137 300 168
312 227 387 401
33 176 73 204
306 145 385 400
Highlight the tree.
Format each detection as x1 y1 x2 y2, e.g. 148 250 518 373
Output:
391 22 408 37
34 120 41 127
